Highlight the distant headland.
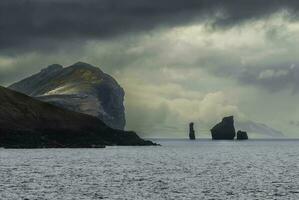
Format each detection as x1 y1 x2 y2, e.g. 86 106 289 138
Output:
0 62 157 148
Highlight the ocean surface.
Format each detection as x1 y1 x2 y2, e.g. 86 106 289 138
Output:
1 139 299 200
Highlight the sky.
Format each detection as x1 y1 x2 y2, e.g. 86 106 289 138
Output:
1 0 299 137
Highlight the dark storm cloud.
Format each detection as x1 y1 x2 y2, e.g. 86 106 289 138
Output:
1 0 299 51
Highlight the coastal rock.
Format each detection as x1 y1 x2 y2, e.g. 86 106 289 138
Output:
211 116 236 140
9 62 125 130
237 130 248 140
0 86 155 148
189 122 196 140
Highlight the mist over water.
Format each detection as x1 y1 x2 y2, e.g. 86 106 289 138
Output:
1 139 299 199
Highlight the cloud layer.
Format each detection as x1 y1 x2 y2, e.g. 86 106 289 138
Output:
2 0 299 51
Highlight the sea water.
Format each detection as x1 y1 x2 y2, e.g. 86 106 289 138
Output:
1 139 299 200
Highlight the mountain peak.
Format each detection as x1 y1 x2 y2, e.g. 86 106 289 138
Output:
71 61 95 68
9 62 125 130
73 61 89 65
41 64 63 73
67 62 104 74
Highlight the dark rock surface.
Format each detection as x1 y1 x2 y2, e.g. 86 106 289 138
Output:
211 116 236 140
189 122 195 140
237 130 248 140
9 62 125 130
0 86 155 148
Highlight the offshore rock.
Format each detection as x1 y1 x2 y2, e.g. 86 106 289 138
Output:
9 62 125 130
0 86 156 148
237 130 248 140
189 122 196 140
211 116 236 140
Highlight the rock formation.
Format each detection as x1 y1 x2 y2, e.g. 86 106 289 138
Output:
211 116 236 140
189 122 196 140
0 86 155 148
9 62 125 130
237 130 248 140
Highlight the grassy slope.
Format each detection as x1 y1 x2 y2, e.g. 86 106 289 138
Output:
0 86 154 148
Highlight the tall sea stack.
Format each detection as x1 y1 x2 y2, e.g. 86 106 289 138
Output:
189 122 196 140
211 116 236 140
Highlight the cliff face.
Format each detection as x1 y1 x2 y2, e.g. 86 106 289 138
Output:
0 86 154 148
9 62 125 130
211 116 236 140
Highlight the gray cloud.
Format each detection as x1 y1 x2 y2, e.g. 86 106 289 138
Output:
290 120 299 127
238 64 299 93
2 0 299 51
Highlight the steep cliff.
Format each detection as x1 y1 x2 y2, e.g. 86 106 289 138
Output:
9 62 125 130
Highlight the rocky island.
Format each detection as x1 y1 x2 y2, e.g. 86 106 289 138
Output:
211 116 248 140
0 86 155 148
9 62 125 130
237 130 248 140
211 116 236 140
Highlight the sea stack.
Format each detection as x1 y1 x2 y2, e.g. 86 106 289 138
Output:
211 116 236 140
189 122 196 140
237 130 248 140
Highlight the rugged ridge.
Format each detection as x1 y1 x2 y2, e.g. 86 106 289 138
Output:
9 62 125 130
0 86 155 148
